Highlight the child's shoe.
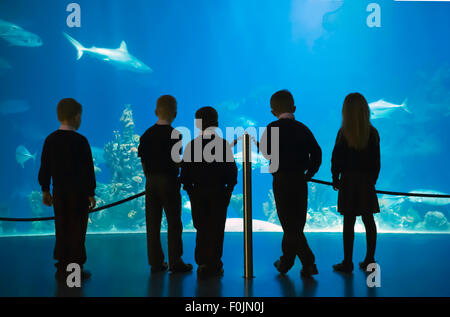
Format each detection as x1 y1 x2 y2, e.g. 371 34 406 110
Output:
151 262 168 273
170 260 193 273
274 259 290 274
81 270 91 281
332 261 354 273
301 263 319 278
359 259 376 271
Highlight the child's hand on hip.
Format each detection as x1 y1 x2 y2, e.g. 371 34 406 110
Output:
42 191 53 207
88 196 96 210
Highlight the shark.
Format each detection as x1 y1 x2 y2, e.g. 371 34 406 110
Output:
369 99 411 119
0 19 42 47
63 32 152 73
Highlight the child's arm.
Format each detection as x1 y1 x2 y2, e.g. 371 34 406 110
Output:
84 139 96 209
331 130 343 190
141 159 148 177
224 141 238 194
180 142 194 194
138 136 151 176
172 129 183 169
259 125 270 160
370 129 381 186
305 128 322 181
38 138 52 206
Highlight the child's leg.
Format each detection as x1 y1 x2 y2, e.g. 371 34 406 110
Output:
190 189 208 266
297 212 316 266
206 189 228 270
361 214 377 261
160 177 183 266
273 176 295 268
145 180 165 266
343 215 357 264
52 194 70 271
66 194 89 268
273 174 315 268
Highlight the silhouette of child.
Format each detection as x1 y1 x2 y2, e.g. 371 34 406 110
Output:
180 106 238 278
331 92 380 273
260 90 322 278
138 95 192 273
38 98 96 282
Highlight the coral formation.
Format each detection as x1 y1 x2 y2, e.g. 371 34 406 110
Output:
260 183 450 232
28 191 53 233
90 104 147 232
262 189 279 225
0 203 15 234
417 211 450 231
229 194 244 217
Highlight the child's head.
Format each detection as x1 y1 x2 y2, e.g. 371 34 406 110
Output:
341 92 371 150
57 98 82 130
155 95 177 122
195 106 219 131
270 90 296 117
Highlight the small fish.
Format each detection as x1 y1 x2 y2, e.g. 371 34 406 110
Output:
0 19 42 47
94 166 102 173
128 210 136 218
132 176 143 183
369 99 411 119
132 135 140 143
16 145 36 168
0 99 30 115
129 147 138 153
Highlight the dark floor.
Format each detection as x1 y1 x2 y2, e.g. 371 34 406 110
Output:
0 232 449 297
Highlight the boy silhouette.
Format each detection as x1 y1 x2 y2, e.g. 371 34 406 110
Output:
138 95 192 273
260 90 322 278
38 98 96 281
181 107 237 278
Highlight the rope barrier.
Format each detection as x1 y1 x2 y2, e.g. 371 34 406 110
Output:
0 192 145 222
309 179 450 198
0 179 448 222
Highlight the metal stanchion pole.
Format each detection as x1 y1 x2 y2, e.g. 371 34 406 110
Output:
243 133 254 279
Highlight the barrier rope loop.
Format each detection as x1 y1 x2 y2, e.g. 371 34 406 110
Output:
0 180 448 222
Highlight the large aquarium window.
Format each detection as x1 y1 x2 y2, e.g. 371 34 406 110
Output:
0 0 449 235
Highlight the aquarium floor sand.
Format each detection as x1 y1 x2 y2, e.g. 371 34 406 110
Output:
0 232 449 297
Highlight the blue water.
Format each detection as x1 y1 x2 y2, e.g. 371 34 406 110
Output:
0 0 449 235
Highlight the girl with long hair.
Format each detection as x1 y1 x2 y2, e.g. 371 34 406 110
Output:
331 92 381 273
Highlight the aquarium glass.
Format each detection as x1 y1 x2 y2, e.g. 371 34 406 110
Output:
1 0 449 235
